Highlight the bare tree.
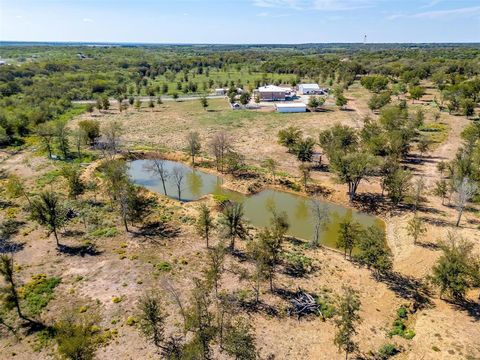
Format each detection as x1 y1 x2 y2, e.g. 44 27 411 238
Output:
262 158 278 184
310 199 330 248
209 132 232 172
144 157 170 196
453 177 477 227
102 121 123 158
171 166 185 201
186 131 201 166
161 279 186 328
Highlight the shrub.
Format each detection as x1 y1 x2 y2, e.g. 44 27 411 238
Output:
155 261 172 272
378 343 399 359
55 317 98 360
90 227 117 238
389 306 415 340
283 252 313 277
20 274 61 316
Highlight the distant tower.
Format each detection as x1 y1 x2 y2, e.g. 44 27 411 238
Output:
363 34 367 44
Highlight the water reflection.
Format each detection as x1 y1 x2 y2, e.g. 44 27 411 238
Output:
128 159 382 250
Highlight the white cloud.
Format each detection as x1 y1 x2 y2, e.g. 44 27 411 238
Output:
412 6 480 18
257 11 290 17
252 0 372 11
83 18 94 23
387 5 480 20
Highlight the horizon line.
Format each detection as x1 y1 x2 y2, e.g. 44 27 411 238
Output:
1 40 480 47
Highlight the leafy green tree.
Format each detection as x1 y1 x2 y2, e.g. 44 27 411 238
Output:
337 216 362 258
417 136 432 160
55 120 70 159
433 179 448 205
334 286 362 360
30 191 67 247
336 94 348 109
409 86 425 103
356 226 392 273
60 165 85 199
101 96 110 110
184 279 216 360
55 313 99 360
219 202 248 252
138 292 167 351
384 166 412 205
330 152 376 202
361 75 389 93
186 131 202 166
295 137 316 162
134 98 141 111
78 120 100 146
0 255 28 321
308 96 320 110
196 203 215 248
368 91 391 111
461 98 475 117
200 96 209 110
431 234 479 300
278 126 302 153
222 317 257 360
203 242 225 296
100 159 129 202
117 183 152 232
406 215 426 245
239 92 251 106
319 124 358 159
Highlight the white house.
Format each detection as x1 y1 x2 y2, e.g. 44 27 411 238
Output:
275 103 307 113
298 84 322 95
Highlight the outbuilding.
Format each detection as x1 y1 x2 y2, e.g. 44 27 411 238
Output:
298 83 322 95
255 85 294 101
275 103 307 113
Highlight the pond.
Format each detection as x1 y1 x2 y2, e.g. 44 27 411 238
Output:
128 159 384 250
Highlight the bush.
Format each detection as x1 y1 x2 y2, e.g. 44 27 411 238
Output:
283 252 313 277
396 305 408 319
90 227 117 238
20 274 61 316
378 343 399 359
389 306 415 340
155 261 172 272
55 317 98 360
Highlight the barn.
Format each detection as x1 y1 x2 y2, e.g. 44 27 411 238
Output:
298 83 323 95
275 103 307 113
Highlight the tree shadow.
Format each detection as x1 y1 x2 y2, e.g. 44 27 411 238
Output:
229 248 249 262
133 221 181 241
421 216 452 228
57 243 102 257
0 199 14 209
415 241 440 251
352 193 392 215
447 298 480 321
0 240 25 254
373 271 433 311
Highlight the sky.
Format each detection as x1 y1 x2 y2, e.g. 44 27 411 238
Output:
1 0 480 44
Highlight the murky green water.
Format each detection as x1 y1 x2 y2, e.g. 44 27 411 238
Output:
128 160 383 249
